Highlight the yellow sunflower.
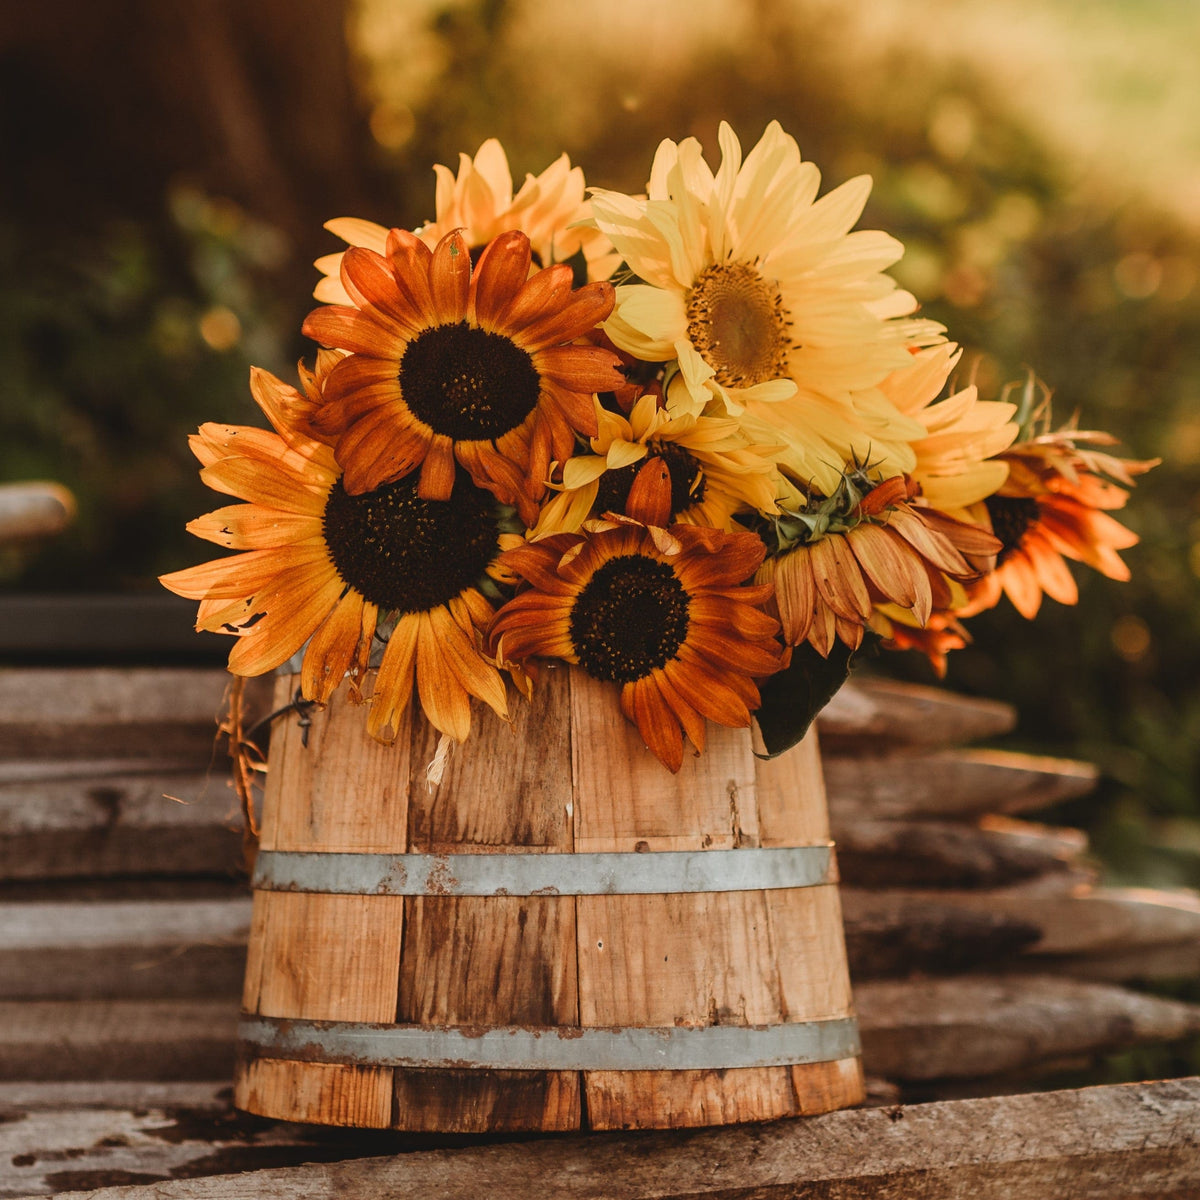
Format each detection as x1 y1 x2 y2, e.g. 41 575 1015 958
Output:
160 366 519 743
314 138 618 304
302 228 624 524
529 392 782 539
757 472 1000 656
589 121 944 494
488 517 783 772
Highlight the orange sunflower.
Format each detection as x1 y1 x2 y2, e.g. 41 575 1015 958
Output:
488 517 783 771
302 228 623 523
756 472 1000 656
314 138 618 305
959 424 1157 619
160 365 519 744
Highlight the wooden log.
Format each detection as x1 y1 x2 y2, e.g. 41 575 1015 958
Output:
0 768 242 881
0 669 271 762
0 1000 237 1082
855 975 1200 1081
30 1078 1200 1200
0 481 75 542
834 818 1088 889
840 890 1042 978
914 886 1200 956
0 900 252 1000
816 676 1015 752
824 749 1098 822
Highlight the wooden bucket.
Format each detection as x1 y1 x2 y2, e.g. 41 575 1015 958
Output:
234 664 864 1131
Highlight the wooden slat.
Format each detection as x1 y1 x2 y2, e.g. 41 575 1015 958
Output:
30 1078 1200 1200
824 749 1098 822
0 669 261 762
840 890 1042 978
571 670 861 1128
855 975 1200 1081
834 817 1088 889
816 676 1016 751
0 900 251 999
0 768 240 881
0 1000 236 1082
0 1082 376 1199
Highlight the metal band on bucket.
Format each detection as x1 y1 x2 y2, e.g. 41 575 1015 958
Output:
252 845 835 897
238 1014 861 1072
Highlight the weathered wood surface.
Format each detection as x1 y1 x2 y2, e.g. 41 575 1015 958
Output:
13 1077 1199 1200
832 817 1089 889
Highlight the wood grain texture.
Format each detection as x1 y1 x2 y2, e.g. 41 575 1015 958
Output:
824 748 1099 822
239 675 411 1129
571 669 861 1129
393 666 579 1132
33 1078 1200 1200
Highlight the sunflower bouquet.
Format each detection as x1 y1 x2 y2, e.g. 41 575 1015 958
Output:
162 123 1155 773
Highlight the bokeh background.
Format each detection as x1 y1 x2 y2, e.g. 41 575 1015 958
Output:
3 1 1198 949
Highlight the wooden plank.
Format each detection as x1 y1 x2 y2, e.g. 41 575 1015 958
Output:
840 890 1042 978
913 887 1200 956
825 748 1098 822
855 975 1200 1081
816 677 1016 752
239 676 410 1130
834 818 1088 889
0 669 270 762
0 769 241 881
31 1078 1200 1200
0 900 251 1000
393 662 581 1132
571 669 861 1128
0 1083 377 1199
0 1000 236 1082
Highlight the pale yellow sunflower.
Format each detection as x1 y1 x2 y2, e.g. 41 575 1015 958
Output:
589 121 944 495
302 229 623 525
871 342 1019 512
529 392 782 539
314 138 618 304
160 365 520 744
488 517 783 772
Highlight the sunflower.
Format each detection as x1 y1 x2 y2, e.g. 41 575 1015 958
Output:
488 517 783 771
160 366 519 743
868 605 971 678
756 471 1000 656
529 392 782 539
314 139 618 304
302 228 624 524
959 423 1156 620
589 121 944 494
872 342 1019 512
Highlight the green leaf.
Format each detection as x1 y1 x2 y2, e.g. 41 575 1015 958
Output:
753 637 871 759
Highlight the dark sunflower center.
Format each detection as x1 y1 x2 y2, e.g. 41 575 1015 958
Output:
593 444 706 520
322 470 499 614
686 261 792 388
569 554 691 683
398 321 541 442
984 494 1040 563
